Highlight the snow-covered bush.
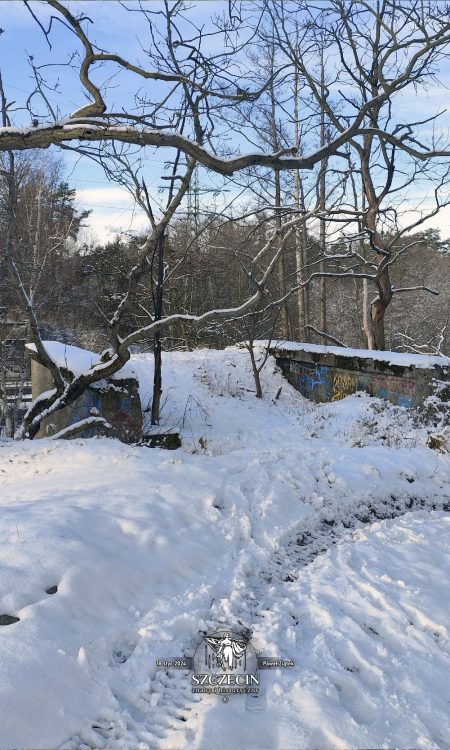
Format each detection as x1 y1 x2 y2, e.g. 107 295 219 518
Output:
419 379 450 451
349 381 450 453
350 399 420 449
421 379 450 428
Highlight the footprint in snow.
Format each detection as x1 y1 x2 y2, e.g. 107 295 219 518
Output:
111 640 138 666
0 584 58 627
0 614 20 626
329 669 378 725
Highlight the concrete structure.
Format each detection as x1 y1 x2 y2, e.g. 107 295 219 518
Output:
27 342 142 443
269 342 450 408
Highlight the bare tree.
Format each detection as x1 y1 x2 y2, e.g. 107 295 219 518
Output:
2 0 450 437
266 0 450 349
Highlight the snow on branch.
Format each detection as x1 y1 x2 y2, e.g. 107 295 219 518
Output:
0 122 352 174
393 285 439 296
305 325 348 348
50 417 112 440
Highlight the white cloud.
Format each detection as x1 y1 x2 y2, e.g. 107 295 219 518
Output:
415 205 450 239
76 186 134 205
75 186 157 242
84 210 149 244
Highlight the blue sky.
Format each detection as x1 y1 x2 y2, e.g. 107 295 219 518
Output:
0 1 146 239
0 1 236 241
2 1 450 242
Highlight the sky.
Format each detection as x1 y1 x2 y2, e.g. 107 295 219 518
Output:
0 0 231 242
2 0 450 243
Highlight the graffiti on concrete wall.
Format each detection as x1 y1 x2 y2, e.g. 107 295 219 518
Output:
289 362 329 400
276 356 423 407
111 396 133 428
275 353 427 408
368 373 415 407
70 389 102 437
298 365 327 389
71 389 101 423
70 390 133 435
331 372 357 401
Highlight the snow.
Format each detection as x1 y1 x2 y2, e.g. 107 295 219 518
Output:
25 341 138 381
269 340 450 369
248 511 450 750
0 346 449 748
50 416 112 440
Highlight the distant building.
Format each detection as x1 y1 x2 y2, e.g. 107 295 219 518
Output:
0 321 30 381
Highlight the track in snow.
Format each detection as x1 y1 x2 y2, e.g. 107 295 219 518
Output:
72 492 450 749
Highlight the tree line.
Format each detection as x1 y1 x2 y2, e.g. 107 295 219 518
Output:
1 0 450 437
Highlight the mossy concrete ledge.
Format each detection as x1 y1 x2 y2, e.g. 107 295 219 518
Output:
26 341 142 443
268 342 450 407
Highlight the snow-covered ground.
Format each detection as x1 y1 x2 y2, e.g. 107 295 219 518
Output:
0 347 449 749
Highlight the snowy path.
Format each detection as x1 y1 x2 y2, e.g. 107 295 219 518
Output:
0 348 449 749
69 467 450 750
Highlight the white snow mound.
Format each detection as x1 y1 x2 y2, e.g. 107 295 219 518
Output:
0 346 448 748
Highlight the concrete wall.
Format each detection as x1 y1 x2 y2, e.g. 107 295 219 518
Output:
270 346 449 408
30 356 142 443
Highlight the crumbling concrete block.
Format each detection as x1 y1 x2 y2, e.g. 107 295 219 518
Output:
27 342 142 443
269 342 450 408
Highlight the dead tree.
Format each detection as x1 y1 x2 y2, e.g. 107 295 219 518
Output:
2 0 450 434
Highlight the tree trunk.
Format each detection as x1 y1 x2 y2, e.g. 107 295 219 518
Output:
362 278 374 349
370 259 392 350
268 43 290 340
293 65 309 341
319 54 327 334
151 232 165 425
248 342 263 398
275 170 290 339
319 160 326 332
151 332 162 423
364 198 392 351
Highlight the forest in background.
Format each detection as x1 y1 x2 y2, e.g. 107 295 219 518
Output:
1 152 449 355
1 0 450 437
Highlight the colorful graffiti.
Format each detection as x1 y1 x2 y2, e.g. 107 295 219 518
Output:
368 373 415 407
110 396 133 428
275 354 426 408
290 362 329 400
70 389 102 437
298 365 327 388
331 373 357 401
69 390 134 436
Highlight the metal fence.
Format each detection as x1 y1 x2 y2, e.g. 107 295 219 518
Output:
0 380 32 437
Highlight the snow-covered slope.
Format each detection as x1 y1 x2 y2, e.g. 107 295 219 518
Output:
0 347 449 749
